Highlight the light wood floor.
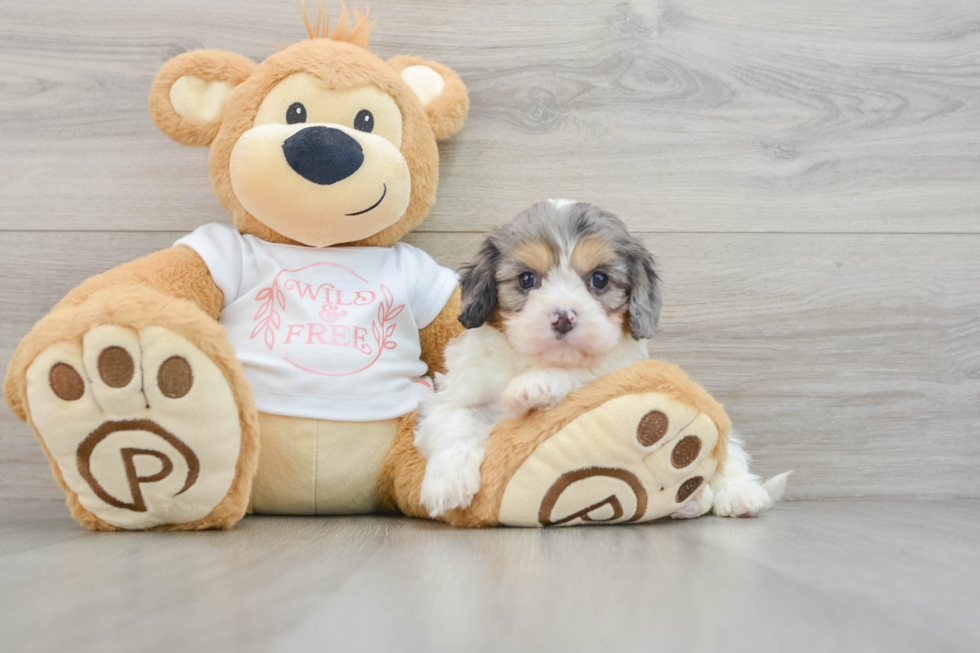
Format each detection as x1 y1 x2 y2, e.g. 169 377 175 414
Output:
1 498 978 653
1 1 979 651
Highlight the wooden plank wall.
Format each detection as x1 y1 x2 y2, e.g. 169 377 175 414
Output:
1 0 978 500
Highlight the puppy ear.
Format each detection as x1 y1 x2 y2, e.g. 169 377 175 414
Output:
388 55 469 140
625 237 663 339
149 50 256 147
458 236 501 329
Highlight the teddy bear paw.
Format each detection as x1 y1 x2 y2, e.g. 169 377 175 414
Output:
25 325 243 529
498 391 721 527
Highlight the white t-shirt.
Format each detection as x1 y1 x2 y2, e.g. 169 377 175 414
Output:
176 223 459 421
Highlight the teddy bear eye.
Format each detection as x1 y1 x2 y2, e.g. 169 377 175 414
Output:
354 109 374 133
286 102 307 124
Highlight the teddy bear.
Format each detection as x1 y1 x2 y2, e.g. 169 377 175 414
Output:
3 6 731 530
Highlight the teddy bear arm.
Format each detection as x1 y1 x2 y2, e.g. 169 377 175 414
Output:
54 246 223 319
417 286 463 377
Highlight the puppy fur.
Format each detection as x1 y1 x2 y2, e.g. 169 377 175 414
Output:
415 199 787 518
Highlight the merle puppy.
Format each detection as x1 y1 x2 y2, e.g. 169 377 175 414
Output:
414 200 789 518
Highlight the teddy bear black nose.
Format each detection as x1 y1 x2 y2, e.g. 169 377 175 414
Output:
282 126 364 185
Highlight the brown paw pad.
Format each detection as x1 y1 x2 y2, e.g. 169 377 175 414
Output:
157 356 193 398
636 409 669 446
671 435 702 469
676 476 704 503
98 346 135 388
49 363 85 401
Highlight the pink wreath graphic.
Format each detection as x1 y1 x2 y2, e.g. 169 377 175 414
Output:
250 262 404 377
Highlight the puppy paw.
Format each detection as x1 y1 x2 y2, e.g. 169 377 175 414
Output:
419 446 483 518
671 484 715 520
503 373 563 416
713 482 773 518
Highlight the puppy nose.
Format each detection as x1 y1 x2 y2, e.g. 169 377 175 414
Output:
552 310 575 335
282 126 364 185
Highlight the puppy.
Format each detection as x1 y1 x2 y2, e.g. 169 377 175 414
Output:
415 199 789 519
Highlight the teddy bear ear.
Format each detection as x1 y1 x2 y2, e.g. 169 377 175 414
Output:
149 50 256 147
388 55 469 141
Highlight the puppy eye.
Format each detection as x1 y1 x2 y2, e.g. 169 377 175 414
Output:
590 271 609 290
354 109 374 133
518 271 536 290
286 102 307 124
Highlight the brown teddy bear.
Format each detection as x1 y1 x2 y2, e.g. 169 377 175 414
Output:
3 7 730 530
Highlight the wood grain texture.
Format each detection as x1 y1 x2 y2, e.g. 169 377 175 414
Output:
1 0 979 233
1 498 978 652
1 1 979 502
2 231 978 500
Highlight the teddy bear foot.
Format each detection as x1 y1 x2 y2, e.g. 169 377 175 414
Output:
497 391 721 527
25 321 250 531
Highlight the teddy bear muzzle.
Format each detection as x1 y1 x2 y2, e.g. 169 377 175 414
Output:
229 122 412 248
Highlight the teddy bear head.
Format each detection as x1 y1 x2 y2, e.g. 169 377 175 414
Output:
149 6 468 248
